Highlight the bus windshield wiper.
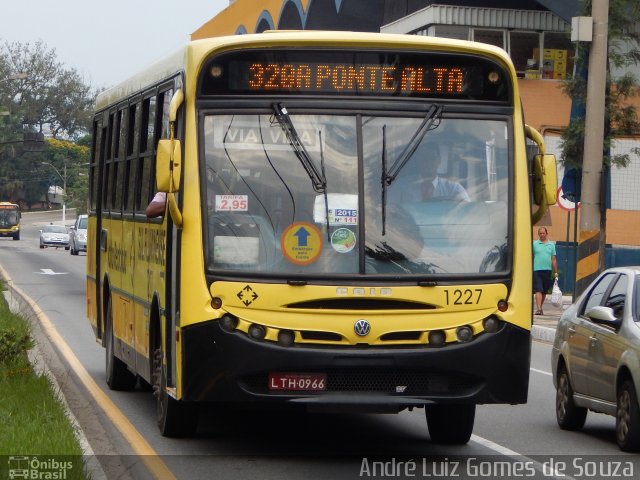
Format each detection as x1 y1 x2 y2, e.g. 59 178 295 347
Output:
272 103 326 193
382 104 443 187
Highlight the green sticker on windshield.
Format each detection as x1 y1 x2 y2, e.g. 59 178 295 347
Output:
330 228 356 253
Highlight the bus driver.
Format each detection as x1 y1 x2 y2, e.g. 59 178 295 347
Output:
392 142 470 203
417 144 470 202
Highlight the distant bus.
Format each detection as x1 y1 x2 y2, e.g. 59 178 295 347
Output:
0 202 21 240
87 31 556 441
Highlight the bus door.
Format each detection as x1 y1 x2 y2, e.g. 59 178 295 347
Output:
90 116 107 340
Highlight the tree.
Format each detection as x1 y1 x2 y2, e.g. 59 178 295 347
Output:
0 40 95 140
43 138 90 213
0 40 95 208
560 0 640 171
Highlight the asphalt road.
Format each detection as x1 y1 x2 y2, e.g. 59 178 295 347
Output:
1 209 638 480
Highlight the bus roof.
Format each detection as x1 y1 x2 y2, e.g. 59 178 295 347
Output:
95 30 515 110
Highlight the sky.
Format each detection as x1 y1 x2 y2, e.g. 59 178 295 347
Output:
2 0 231 89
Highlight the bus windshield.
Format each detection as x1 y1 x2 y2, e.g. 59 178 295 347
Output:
0 207 19 227
203 113 509 276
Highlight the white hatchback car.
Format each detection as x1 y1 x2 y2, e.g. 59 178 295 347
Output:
39 224 70 249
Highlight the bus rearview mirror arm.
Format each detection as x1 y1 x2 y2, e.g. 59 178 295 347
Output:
525 125 557 224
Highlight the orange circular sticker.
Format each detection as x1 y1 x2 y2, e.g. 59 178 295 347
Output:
280 222 323 265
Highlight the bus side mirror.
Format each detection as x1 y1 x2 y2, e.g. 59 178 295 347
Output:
533 154 557 206
156 139 182 193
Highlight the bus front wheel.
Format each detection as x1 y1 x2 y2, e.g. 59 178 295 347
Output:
426 403 475 444
152 347 199 437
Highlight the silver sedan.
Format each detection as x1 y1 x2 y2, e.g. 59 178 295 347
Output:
551 266 640 452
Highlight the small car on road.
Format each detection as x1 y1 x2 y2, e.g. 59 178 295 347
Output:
39 223 70 250
551 266 640 452
69 214 88 255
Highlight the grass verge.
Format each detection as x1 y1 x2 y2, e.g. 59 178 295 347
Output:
0 280 89 479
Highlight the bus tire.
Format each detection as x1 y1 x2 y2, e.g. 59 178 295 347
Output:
426 403 475 444
153 347 199 437
105 298 137 391
12 232 19 240
555 364 587 430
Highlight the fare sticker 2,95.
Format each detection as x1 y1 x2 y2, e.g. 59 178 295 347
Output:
358 457 635 478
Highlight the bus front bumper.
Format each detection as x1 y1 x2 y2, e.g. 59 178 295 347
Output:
180 321 530 410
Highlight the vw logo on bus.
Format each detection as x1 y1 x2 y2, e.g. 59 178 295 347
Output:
354 319 371 337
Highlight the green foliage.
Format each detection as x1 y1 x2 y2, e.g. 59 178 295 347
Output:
0 285 88 466
0 282 32 364
0 328 32 363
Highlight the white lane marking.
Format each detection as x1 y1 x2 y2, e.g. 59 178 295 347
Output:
471 434 522 456
531 367 552 376
37 268 68 275
472 434 574 480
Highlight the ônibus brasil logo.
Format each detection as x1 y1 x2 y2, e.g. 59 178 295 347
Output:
8 456 74 479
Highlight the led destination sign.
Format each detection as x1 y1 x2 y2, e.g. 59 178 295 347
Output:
200 49 510 101
246 63 464 95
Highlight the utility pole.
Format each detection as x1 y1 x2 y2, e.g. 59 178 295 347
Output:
575 0 609 296
42 161 67 224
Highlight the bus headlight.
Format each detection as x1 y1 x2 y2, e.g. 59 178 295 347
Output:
483 316 500 333
428 330 446 346
277 329 295 347
456 326 474 343
248 324 266 340
219 314 238 332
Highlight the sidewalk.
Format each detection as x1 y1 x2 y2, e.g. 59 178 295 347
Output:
531 295 572 343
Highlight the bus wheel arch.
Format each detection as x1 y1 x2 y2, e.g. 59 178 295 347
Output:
103 282 136 390
151 297 199 437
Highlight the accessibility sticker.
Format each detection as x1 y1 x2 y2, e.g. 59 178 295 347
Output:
280 222 323 265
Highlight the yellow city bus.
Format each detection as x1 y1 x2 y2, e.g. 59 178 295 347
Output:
87 31 557 440
0 202 21 240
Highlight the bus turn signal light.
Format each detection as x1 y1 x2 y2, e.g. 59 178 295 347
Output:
211 297 223 309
